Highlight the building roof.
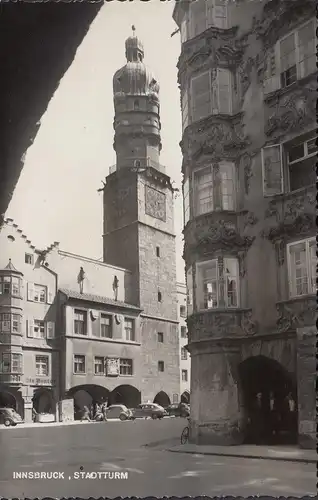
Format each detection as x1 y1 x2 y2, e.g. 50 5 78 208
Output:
59 288 142 311
0 258 23 275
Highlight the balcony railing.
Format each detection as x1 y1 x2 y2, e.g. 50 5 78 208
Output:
108 157 166 175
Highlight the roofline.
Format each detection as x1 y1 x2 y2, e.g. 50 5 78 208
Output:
58 250 131 273
59 289 142 312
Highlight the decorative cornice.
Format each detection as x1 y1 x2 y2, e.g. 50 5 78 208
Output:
187 307 259 342
264 85 317 140
181 114 249 163
263 186 316 243
253 0 316 49
276 295 316 332
184 218 255 262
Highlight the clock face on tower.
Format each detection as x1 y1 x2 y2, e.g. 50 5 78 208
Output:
145 185 166 222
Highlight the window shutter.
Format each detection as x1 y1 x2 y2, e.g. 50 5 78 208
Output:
27 282 34 302
297 20 316 79
263 47 280 95
47 289 54 304
191 72 211 122
91 311 100 337
206 0 214 28
261 144 283 196
183 178 191 226
27 319 34 338
47 321 55 339
214 0 228 29
216 68 232 114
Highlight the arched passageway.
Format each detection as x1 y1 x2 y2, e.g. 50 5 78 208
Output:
32 389 54 413
153 391 170 408
238 355 297 445
181 390 190 404
109 385 141 409
0 390 17 410
67 384 110 413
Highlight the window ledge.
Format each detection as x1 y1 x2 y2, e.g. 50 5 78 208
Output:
264 71 318 104
66 334 141 346
277 294 316 306
265 184 315 202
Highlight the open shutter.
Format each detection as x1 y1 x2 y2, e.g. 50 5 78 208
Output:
214 0 228 30
217 68 232 114
183 178 191 226
297 20 316 79
261 144 283 196
206 0 214 28
47 321 55 339
47 289 54 304
91 311 100 337
27 282 34 302
263 47 280 95
191 71 211 122
27 319 34 338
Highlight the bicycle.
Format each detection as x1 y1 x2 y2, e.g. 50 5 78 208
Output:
180 418 190 444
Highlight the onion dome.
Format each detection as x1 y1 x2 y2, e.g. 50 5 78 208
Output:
113 26 160 99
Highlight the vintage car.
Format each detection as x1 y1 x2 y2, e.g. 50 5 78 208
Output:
0 407 24 427
105 404 133 421
165 403 190 418
131 403 167 420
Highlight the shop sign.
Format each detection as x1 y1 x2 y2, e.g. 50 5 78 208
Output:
106 358 120 376
26 377 55 386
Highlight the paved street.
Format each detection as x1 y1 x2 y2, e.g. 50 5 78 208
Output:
0 418 316 498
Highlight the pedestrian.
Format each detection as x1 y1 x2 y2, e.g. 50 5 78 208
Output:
81 406 91 422
102 401 108 422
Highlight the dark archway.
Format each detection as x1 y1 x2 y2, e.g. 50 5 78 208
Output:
153 391 170 408
109 385 141 409
0 390 17 410
181 390 190 404
238 355 297 445
33 388 54 413
66 384 110 412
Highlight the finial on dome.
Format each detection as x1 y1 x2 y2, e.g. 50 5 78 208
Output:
125 26 144 62
132 25 136 35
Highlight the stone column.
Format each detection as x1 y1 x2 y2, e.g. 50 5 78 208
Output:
296 326 315 449
189 340 243 445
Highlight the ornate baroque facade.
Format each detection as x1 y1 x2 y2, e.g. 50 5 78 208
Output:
173 0 316 448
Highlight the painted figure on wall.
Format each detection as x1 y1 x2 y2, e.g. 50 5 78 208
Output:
77 267 85 294
113 275 119 301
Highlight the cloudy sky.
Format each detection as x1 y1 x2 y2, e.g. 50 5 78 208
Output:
7 1 185 282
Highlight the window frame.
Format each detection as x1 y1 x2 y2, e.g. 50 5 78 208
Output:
189 0 228 40
100 314 112 339
181 347 188 360
158 360 165 372
73 354 86 374
180 326 187 338
33 284 47 303
0 352 22 374
193 162 236 215
25 253 33 265
181 369 188 382
94 356 105 375
287 237 316 298
35 355 49 376
0 313 21 334
119 358 133 376
157 332 164 343
0 275 21 297
264 19 316 95
33 319 46 339
196 257 240 310
74 309 87 336
124 317 135 342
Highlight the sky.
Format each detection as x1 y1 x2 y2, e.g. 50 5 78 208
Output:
7 1 185 282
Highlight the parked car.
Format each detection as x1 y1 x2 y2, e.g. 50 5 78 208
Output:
0 407 24 427
106 404 133 421
165 403 190 418
131 403 166 420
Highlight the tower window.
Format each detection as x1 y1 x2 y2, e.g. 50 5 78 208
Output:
156 246 160 257
158 361 164 372
158 332 164 343
158 291 162 302
134 99 139 110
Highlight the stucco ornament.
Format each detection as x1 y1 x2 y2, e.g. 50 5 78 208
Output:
77 267 85 294
263 213 315 243
276 296 316 332
254 0 316 49
113 275 119 301
195 220 255 253
265 87 316 138
240 310 259 336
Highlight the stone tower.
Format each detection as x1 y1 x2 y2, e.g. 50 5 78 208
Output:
102 27 180 404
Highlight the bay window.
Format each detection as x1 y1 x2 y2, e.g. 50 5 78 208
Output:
196 258 239 310
287 238 316 297
186 267 193 316
189 0 228 39
193 162 235 215
181 88 189 131
263 19 316 95
0 313 21 334
191 68 232 122
261 131 316 196
0 276 21 296
0 353 22 374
